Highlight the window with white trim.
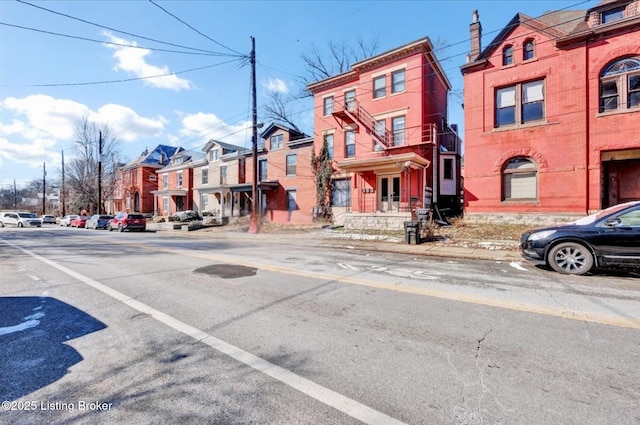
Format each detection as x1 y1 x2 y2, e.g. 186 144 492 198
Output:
163 196 169 214
502 157 537 200
599 57 640 112
201 168 208 185
209 149 219 162
286 154 297 176
324 133 334 159
345 130 356 158
391 69 405 93
373 76 386 99
270 134 283 150
162 174 168 189
177 171 183 187
523 39 535 61
331 178 351 207
391 116 405 146
495 79 545 127
323 96 333 116
220 165 227 185
503 45 514 66
287 190 298 211
201 194 208 212
345 90 356 111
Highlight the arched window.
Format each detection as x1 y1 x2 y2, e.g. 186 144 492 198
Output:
523 39 535 61
599 57 640 112
502 157 537 200
503 45 514 66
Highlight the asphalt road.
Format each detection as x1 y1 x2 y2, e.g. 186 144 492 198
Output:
1 226 639 425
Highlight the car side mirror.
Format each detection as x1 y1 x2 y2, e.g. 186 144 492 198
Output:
604 217 622 227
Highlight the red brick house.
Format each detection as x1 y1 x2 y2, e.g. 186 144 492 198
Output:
256 123 315 224
461 0 640 216
111 145 180 214
308 37 462 228
151 149 205 216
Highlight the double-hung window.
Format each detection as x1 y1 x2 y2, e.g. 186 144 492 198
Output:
391 116 405 146
177 171 183 188
286 154 297 176
391 70 405 93
344 90 356 111
345 130 356 158
331 178 351 207
162 174 168 189
201 168 208 185
523 40 535 61
323 96 333 116
259 159 268 181
373 76 386 99
599 57 640 112
324 133 334 159
220 165 227 185
503 45 514 66
374 119 386 150
270 134 283 150
495 79 545 127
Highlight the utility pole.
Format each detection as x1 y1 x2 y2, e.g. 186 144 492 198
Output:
42 162 46 215
61 150 66 217
248 36 259 234
98 131 103 215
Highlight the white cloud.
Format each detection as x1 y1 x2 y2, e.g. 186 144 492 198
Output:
263 78 289 93
173 112 252 149
103 32 192 91
91 104 166 142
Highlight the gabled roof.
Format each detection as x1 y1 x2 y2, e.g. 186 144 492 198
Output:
157 149 206 172
202 139 245 154
259 122 308 140
123 144 182 169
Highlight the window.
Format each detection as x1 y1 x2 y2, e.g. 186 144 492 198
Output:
324 133 334 159
209 149 219 162
287 190 298 211
220 165 227 185
259 159 268 181
495 79 545 127
443 158 453 180
201 194 208 212
373 119 386 150
201 168 208 185
503 45 514 66
345 90 356 111
391 116 405 146
323 96 333 116
258 159 267 181
162 196 169 214
177 171 183 187
345 130 356 158
502 158 537 200
523 39 535 61
270 134 284 150
162 174 168 189
599 57 640 112
286 154 297 176
373 76 386 98
391 69 405 93
331 178 351 207
602 7 625 24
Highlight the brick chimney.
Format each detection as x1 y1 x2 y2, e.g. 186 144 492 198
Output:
469 10 482 62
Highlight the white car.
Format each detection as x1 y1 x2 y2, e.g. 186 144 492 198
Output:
59 214 79 227
0 211 43 227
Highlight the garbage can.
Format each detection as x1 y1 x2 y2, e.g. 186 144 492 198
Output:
403 221 421 244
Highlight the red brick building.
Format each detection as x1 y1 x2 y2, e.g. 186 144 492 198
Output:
111 145 180 214
461 0 640 216
152 149 205 216
308 37 462 227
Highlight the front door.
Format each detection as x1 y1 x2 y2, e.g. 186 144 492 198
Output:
176 196 184 212
379 175 400 212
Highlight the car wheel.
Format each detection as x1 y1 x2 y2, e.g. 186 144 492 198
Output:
548 242 594 275
118 224 124 232
18 222 23 228
108 225 112 231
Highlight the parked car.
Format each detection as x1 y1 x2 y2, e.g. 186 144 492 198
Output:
108 212 146 232
0 211 43 228
41 214 57 224
69 216 89 228
85 214 113 230
60 214 79 227
520 201 640 275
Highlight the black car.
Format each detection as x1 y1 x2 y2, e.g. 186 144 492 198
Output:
520 201 640 275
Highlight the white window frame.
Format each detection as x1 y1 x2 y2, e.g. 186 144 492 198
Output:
495 79 545 128
599 57 640 113
391 116 405 146
373 76 386 99
270 134 284 150
201 168 209 185
323 96 334 116
286 154 297 176
345 130 356 158
391 69 405 93
502 157 538 201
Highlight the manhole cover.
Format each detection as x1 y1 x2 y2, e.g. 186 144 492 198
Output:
194 264 257 279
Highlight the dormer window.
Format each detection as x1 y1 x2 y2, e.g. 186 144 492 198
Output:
209 149 219 162
270 134 283 150
523 39 535 61
503 45 514 66
602 6 625 24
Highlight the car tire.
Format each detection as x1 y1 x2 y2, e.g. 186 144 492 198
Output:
108 225 112 232
118 224 124 232
18 222 23 228
548 242 594 275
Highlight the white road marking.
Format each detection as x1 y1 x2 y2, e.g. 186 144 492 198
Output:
3 239 407 425
509 261 528 271
337 263 358 270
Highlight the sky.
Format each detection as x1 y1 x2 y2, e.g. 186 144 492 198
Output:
0 0 599 188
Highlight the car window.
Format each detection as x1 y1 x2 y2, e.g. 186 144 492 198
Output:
617 209 640 227
128 214 144 219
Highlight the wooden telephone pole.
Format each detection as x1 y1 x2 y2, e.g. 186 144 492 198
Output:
248 36 259 234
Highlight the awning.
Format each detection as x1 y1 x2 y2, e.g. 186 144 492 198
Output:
335 152 430 173
228 181 280 193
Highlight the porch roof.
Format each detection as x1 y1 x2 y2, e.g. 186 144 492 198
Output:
335 152 430 173
228 181 280 193
150 189 188 196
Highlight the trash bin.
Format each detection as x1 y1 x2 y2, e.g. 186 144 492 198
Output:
404 221 421 244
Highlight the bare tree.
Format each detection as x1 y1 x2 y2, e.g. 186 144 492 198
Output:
65 117 121 215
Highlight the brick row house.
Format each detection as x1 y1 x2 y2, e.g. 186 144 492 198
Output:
461 0 640 216
151 149 205 216
307 37 463 228
110 145 181 214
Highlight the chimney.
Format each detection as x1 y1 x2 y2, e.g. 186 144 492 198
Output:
470 10 482 61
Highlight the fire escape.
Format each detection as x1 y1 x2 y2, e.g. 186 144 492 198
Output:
332 98 392 150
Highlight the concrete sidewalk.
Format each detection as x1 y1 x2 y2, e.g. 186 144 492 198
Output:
149 223 522 262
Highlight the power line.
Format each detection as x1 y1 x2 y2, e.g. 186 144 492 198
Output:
15 0 235 56
0 21 238 57
148 0 244 56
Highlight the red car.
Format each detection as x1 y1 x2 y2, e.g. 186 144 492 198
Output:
108 212 146 232
69 216 89 228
